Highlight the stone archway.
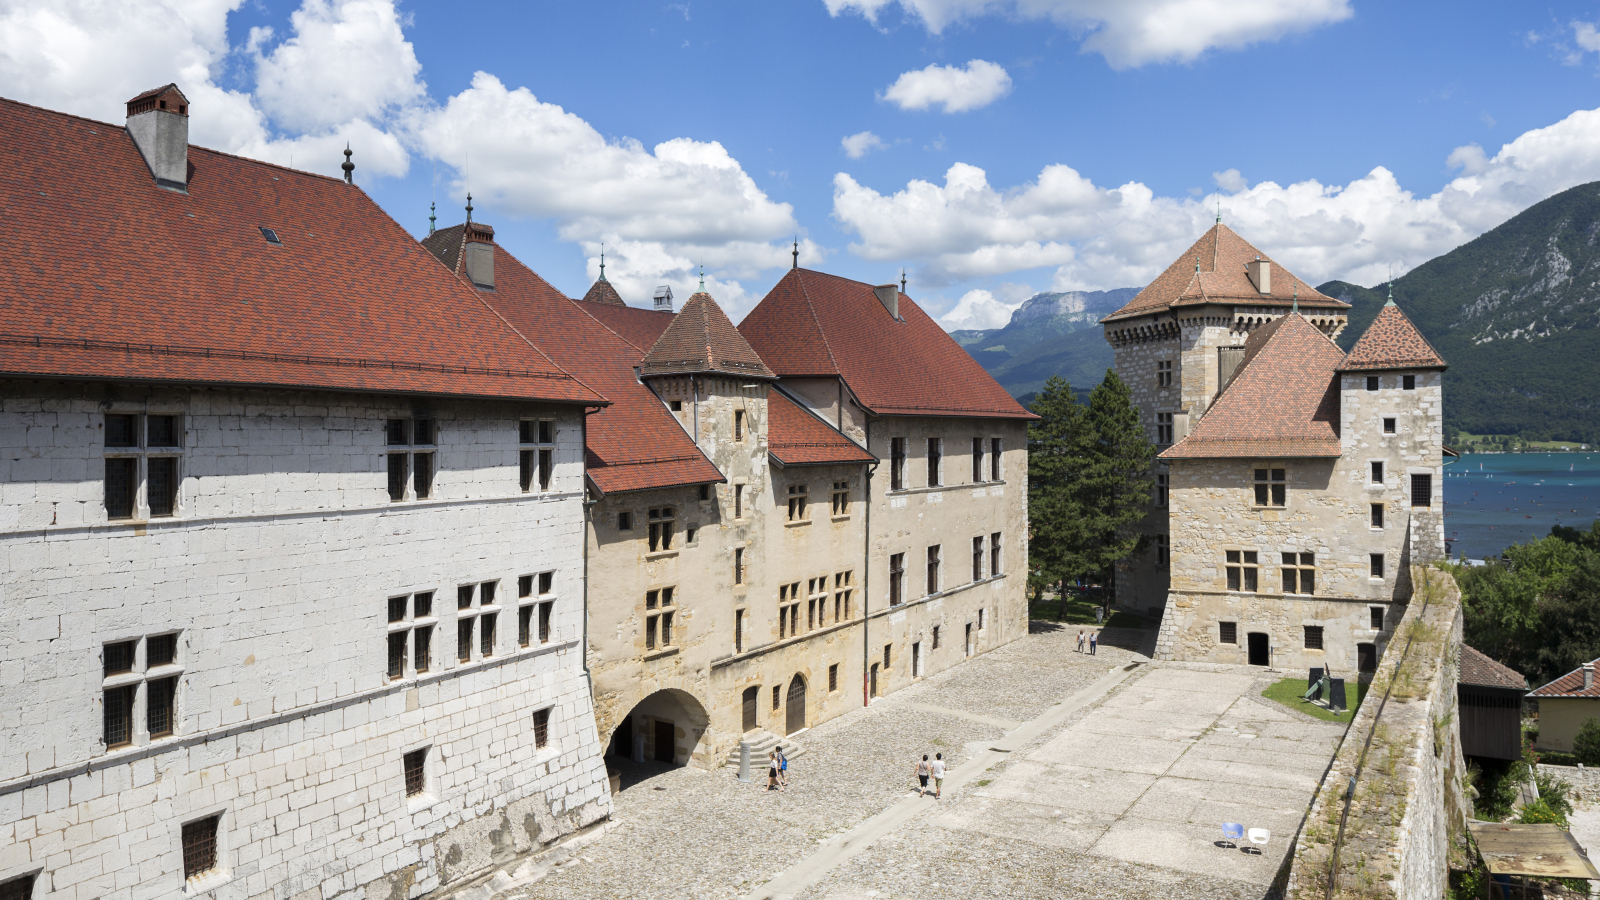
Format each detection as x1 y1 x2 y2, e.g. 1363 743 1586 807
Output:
606 688 711 776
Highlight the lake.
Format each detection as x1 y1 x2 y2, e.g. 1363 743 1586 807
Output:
1445 453 1600 560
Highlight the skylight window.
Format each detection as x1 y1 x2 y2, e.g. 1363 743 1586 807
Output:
259 226 282 245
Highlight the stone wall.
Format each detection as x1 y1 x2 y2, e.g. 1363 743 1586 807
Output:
1287 567 1466 900
0 381 609 900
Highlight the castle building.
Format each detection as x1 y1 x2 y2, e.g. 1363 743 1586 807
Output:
1103 224 1446 675
0 88 612 900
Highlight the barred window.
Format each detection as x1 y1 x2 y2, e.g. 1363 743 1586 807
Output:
103 633 183 748
0 874 36 900
1219 621 1237 644
403 748 427 797
1411 473 1432 507
1226 550 1258 593
386 417 436 501
1371 503 1384 529
181 815 220 880
1253 468 1286 507
828 663 839 691
1303 626 1324 650
1281 552 1316 595
104 413 183 520
533 708 551 749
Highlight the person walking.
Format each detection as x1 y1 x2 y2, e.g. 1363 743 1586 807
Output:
930 752 946 799
1076 630 1085 653
777 747 789 788
914 754 931 797
768 750 779 791
1089 630 1098 656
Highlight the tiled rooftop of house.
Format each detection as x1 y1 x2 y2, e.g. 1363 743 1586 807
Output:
639 291 776 379
1528 658 1600 698
767 390 876 466
1459 645 1529 691
1338 302 1447 371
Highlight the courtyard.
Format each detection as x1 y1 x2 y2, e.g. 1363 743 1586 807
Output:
477 618 1344 900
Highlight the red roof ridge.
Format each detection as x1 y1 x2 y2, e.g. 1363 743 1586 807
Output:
793 269 843 375
1527 656 1600 698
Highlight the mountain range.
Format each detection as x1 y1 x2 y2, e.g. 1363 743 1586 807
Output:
956 181 1600 443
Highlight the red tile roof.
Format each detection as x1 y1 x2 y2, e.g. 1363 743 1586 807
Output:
1338 302 1447 371
1528 658 1600 698
768 390 875 466
641 292 776 379
0 97 602 405
1105 224 1347 322
740 269 1036 419
429 231 722 495
581 278 625 306
1460 645 1529 692
577 302 675 354
1160 313 1344 459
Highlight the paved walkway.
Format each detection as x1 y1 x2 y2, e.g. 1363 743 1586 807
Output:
475 619 1340 900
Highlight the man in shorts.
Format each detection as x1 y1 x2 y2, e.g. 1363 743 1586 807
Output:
930 752 946 799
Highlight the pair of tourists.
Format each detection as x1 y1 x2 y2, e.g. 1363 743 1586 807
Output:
1075 629 1098 655
913 752 946 799
767 747 789 791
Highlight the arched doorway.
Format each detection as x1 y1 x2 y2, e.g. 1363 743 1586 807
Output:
786 675 807 735
742 686 759 733
606 688 710 788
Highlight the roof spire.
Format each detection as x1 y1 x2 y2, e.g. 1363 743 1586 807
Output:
792 236 799 270
1386 268 1396 307
1194 254 1200 276
428 201 436 235
901 268 907 293
1215 196 1220 225
1292 283 1299 313
465 192 473 224
599 243 607 282
698 264 705 290
341 144 354 184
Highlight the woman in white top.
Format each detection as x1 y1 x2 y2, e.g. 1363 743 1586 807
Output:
930 753 946 799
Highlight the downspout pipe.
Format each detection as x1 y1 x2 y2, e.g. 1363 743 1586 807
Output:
862 417 874 707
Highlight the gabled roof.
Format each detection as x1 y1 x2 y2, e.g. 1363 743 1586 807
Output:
1460 645 1529 692
1338 302 1447 371
0 96 603 405
768 390 875 467
641 292 776 379
1104 224 1347 322
740 269 1036 419
582 277 625 306
443 239 723 495
1161 313 1344 459
577 302 675 355
1528 657 1600 699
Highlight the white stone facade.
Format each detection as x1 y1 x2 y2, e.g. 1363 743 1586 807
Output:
0 381 609 900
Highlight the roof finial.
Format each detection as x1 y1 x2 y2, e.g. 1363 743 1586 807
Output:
792 236 799 270
900 268 907 293
1292 283 1299 313
698 264 705 290
599 244 607 282
1194 254 1200 275
1215 196 1221 225
428 201 436 235
465 192 473 224
341 144 354 184
1386 267 1396 307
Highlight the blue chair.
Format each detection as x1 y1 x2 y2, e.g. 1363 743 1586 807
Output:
1220 823 1244 849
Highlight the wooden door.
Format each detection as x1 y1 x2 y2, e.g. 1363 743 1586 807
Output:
654 720 675 763
1247 632 1269 666
786 676 806 735
742 686 758 733
869 663 879 697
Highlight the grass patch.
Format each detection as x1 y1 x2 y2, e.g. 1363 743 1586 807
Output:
976 779 992 787
1029 593 1104 624
1261 677 1369 723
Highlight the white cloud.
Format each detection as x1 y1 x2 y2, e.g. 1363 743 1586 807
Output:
834 103 1600 293
824 0 1352 68
842 130 888 158
1212 168 1247 193
882 59 1011 113
1574 20 1600 54
937 284 1033 330
252 0 424 133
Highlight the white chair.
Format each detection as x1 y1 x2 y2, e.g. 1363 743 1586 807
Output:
1246 828 1270 855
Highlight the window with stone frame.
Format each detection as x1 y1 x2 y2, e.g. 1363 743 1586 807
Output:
1219 621 1237 644
386 417 436 501
990 438 1002 481
1410 473 1432 508
102 632 184 749
932 625 941 649
1382 417 1396 434
926 544 942 595
1225 550 1258 592
1156 412 1174 445
734 484 744 519
972 437 984 482
834 570 853 621
831 481 849 515
1281 552 1316 595
926 438 942 487
889 553 905 606
829 663 839 691
645 586 676 651
1155 472 1169 507
991 532 1002 575
734 409 746 441
648 506 676 552
734 608 745 653
1371 503 1384 529
388 591 436 679
972 535 985 582
1155 534 1169 567
1157 359 1173 387
618 510 633 531
533 708 552 750
890 437 907 490
104 412 184 520
787 484 809 521
1253 468 1286 507
778 582 801 639
1371 461 1385 484
807 576 828 630
181 815 221 880
519 419 555 492
1365 375 1379 391
517 573 555 647
403 748 427 797
0 874 36 900
1303 626 1324 650
1370 553 1385 578
734 547 745 585
1370 606 1385 630
1403 374 1415 390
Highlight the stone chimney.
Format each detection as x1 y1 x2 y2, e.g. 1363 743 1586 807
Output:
1585 663 1595 690
1245 257 1271 295
653 285 674 312
874 284 899 319
126 84 190 190
463 223 495 289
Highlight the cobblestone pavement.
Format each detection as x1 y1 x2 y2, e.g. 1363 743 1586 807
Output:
484 619 1332 900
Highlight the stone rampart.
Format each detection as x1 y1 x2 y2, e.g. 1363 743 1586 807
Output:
1287 566 1466 900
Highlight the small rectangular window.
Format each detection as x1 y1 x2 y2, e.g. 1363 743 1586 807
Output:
1219 621 1237 644
890 437 907 491
1371 461 1384 484
1371 503 1384 529
181 816 220 880
734 609 744 653
518 606 533 647
533 708 551 749
884 643 892 669
0 874 36 900
386 418 408 446
259 226 282 245
146 675 177 738
1156 412 1174 445
104 640 136 677
1382 417 1396 434
1358 642 1378 673
1411 472 1432 507
972 437 984 483
539 601 553 643
1370 553 1385 578
387 632 407 679
1253 468 1286 506
973 535 985 582
828 663 838 691
519 575 534 598
106 413 139 448
403 748 427 797
147 415 179 447
415 591 433 618
1155 473 1169 507
1403 374 1415 390
734 484 744 518
538 448 553 491
413 419 435 446
618 511 633 531
734 547 745 585
414 626 432 672
670 399 683 412
1157 359 1173 387
388 596 408 624
913 641 923 677
787 484 809 521
1366 375 1379 391
520 450 534 492
148 633 178 667
927 438 942 487
990 438 1002 481
413 452 434 500
832 481 849 515
105 457 137 520
1370 607 1384 630
480 612 496 657
1303 626 1324 650
539 572 554 595
991 532 1003 575
103 684 136 748
457 619 473 662
926 544 941 595
699 484 710 501
458 584 474 610
387 453 408 502
734 409 745 442
889 553 904 606
932 625 941 649
773 685 782 710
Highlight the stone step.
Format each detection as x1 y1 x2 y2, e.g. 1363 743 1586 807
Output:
722 730 807 769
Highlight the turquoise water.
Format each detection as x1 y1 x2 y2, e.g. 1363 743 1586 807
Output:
1445 453 1600 560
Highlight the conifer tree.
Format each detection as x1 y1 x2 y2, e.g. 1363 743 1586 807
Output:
1080 370 1156 607
1027 376 1093 601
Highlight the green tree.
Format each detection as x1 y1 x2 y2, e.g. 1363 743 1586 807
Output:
1026 376 1093 601
1574 717 1600 767
1079 370 1156 608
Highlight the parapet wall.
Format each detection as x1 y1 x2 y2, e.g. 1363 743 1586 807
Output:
1287 566 1466 900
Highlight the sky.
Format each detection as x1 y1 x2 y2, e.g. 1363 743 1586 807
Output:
8 1 1600 330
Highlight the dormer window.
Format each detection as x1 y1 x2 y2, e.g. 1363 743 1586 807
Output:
259 227 282 246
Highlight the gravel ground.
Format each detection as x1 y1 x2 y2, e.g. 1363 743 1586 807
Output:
495 620 1148 900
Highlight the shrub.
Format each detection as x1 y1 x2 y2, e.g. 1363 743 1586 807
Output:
1516 798 1566 826
1575 717 1600 767
1533 770 1575 821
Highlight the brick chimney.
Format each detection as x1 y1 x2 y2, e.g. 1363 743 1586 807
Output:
1585 662 1595 691
126 84 189 190
464 223 495 289
1245 257 1271 294
874 284 899 319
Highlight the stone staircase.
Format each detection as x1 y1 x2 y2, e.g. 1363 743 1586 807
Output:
722 730 807 769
